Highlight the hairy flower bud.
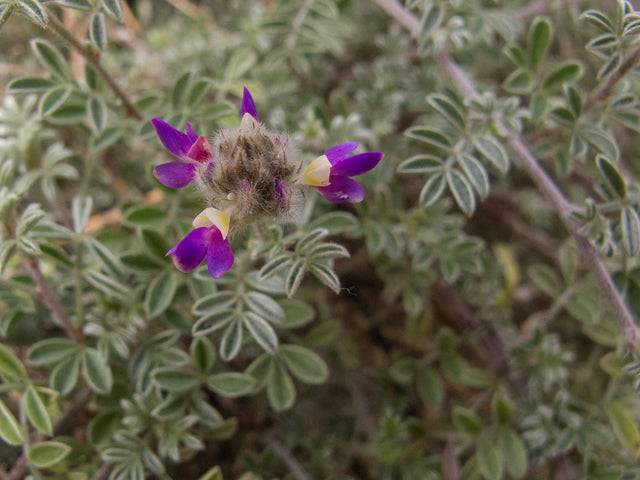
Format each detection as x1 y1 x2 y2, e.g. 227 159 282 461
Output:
195 114 302 233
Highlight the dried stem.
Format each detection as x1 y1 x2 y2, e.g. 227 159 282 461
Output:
23 257 84 342
90 464 114 480
44 12 142 120
370 0 640 350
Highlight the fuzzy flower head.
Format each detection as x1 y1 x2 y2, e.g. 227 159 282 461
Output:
151 87 383 278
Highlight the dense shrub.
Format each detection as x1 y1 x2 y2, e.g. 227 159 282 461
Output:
1 0 640 478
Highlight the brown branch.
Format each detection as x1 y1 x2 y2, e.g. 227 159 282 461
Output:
7 390 91 480
90 464 114 480
370 0 640 350
23 257 84 342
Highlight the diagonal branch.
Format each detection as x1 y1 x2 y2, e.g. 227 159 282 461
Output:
370 0 640 350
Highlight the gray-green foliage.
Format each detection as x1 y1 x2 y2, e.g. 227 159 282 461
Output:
2 0 640 479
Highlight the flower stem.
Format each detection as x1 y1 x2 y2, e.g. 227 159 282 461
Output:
43 12 142 120
370 0 640 350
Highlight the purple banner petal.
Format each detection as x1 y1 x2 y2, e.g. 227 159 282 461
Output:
185 122 198 143
241 86 259 120
317 176 365 203
151 117 195 158
330 152 384 177
325 142 359 163
168 227 208 272
153 162 197 189
207 229 234 278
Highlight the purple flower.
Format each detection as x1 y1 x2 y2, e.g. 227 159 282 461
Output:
151 118 212 189
167 208 234 278
300 142 384 203
240 86 259 121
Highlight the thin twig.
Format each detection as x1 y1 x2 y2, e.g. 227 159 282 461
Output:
90 463 114 480
43 13 142 120
268 438 312 480
23 257 84 342
370 0 640 350
7 390 91 480
586 46 640 110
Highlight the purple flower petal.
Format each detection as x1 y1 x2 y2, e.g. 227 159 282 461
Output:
317 176 365 203
153 162 197 189
151 117 195 158
275 178 286 204
167 227 208 272
325 142 359 163
241 86 259 120
185 122 198 143
206 228 234 278
187 136 212 163
330 152 384 177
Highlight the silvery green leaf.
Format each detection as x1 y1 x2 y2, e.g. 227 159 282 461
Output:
307 211 360 235
90 13 107 50
28 338 79 366
503 68 534 94
307 242 350 260
542 61 583 91
397 154 444 174
31 39 71 81
581 126 619 161
459 154 489 199
419 174 446 207
427 93 465 130
207 372 255 398
285 259 306 298
88 96 107 132
23 386 52 434
18 236 41 256
447 169 476 216
82 348 112 394
245 292 284 324
145 271 177 319
581 9 614 32
7 77 55 94
17 0 47 26
16 203 44 236
281 299 315 329
190 336 216 373
192 309 235 336
38 86 69 116
220 319 243 361
192 291 237 315
101 0 123 21
244 312 278 353
0 399 23 446
309 263 340 294
87 238 126 277
72 196 93 234
267 361 295 411
405 126 452 150
49 355 80 394
528 16 552 71
259 254 291 280
0 4 14 31
53 0 92 10
473 136 509 174
596 154 626 197
27 441 71 468
621 207 640 256
172 71 193 110
279 344 328 384
153 368 199 392
296 228 329 253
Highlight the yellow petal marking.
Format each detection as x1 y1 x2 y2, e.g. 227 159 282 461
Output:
301 155 331 187
192 207 231 239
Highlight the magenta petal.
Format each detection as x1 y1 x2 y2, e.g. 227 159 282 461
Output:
185 122 198 143
317 176 365 203
206 229 234 278
151 118 194 158
241 86 259 120
325 142 359 163
168 227 208 272
275 178 286 203
153 162 197 188
330 151 384 177
187 136 212 163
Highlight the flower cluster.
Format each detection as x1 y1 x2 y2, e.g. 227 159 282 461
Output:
151 87 383 278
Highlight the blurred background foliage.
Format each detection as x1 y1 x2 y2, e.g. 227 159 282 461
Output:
1 0 640 479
